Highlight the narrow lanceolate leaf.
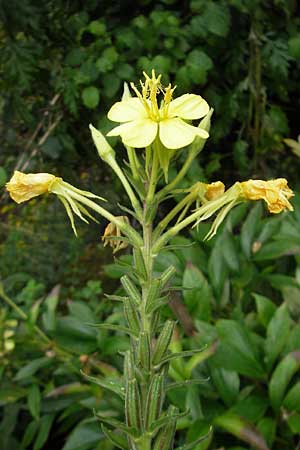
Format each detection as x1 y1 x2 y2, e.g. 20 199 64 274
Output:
145 374 165 429
125 379 142 431
152 321 175 365
146 295 169 314
133 247 148 281
153 406 177 450
104 294 129 302
158 348 207 367
269 351 300 411
81 371 125 398
150 408 189 434
146 279 162 311
124 297 141 335
138 332 151 372
160 265 177 288
95 414 138 438
101 424 129 450
166 378 209 392
121 275 142 307
124 351 136 380
174 426 212 450
89 323 136 337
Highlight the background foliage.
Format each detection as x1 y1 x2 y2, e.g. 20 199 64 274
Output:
1 0 300 449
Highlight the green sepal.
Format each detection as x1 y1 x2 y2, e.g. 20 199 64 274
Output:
117 202 138 220
101 424 129 450
145 374 165 429
174 426 212 450
158 348 207 367
124 297 141 335
125 379 142 431
81 371 125 399
152 320 175 365
152 406 178 450
138 331 151 372
121 275 142 307
89 323 137 337
150 408 189 434
166 378 209 392
95 413 138 438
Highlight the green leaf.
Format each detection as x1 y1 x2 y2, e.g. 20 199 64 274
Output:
210 367 240 407
230 393 269 422
287 412 300 434
208 239 228 297
33 414 55 450
264 303 291 371
203 3 231 37
269 352 300 411
183 263 212 320
257 417 276 447
0 167 7 187
283 381 300 412
82 86 100 109
253 294 276 328
185 420 212 450
254 239 300 261
27 384 41 420
214 320 265 379
81 371 125 398
15 357 53 381
241 203 262 259
288 35 300 59
62 420 103 450
21 420 39 449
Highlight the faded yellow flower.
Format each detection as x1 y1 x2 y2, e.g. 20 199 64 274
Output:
102 216 129 253
6 171 56 204
107 70 209 149
241 178 294 213
204 181 225 201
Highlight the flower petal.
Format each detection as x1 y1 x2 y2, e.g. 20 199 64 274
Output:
107 119 158 148
168 94 209 120
107 98 147 123
159 118 208 149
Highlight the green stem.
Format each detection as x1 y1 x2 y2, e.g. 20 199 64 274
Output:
146 143 159 204
126 146 140 180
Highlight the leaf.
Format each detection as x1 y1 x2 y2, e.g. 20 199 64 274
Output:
208 238 228 297
182 263 212 320
253 294 276 328
62 420 103 450
27 384 41 420
283 381 300 412
257 417 276 448
82 86 100 109
81 371 125 398
264 303 291 371
209 366 240 407
203 3 231 37
269 352 300 411
254 239 300 261
241 203 262 258
33 414 55 450
214 320 265 379
230 393 269 423
15 357 53 381
185 420 212 450
0 167 7 187
101 425 129 450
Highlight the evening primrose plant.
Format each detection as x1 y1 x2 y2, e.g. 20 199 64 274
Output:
6 71 294 450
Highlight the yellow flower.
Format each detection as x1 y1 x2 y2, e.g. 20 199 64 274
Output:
102 216 130 253
204 181 225 201
241 179 294 214
6 171 56 204
107 70 209 149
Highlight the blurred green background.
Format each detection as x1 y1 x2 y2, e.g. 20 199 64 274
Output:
1 1 300 449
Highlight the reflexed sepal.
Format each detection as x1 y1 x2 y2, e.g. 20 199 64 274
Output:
145 374 165 429
125 379 142 430
101 424 129 450
138 332 151 372
152 406 178 450
121 275 141 307
152 320 175 365
124 297 140 335
81 371 125 399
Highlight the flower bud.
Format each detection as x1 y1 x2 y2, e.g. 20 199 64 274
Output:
89 124 116 164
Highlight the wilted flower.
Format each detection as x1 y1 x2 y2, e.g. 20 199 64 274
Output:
241 179 294 214
107 70 209 149
6 171 56 203
102 216 130 253
204 181 225 201
6 171 105 236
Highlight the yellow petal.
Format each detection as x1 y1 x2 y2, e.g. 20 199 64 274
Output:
6 171 56 204
108 119 158 148
168 94 209 120
159 118 208 149
107 98 147 123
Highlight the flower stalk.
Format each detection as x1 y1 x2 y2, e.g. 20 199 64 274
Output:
6 71 294 450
